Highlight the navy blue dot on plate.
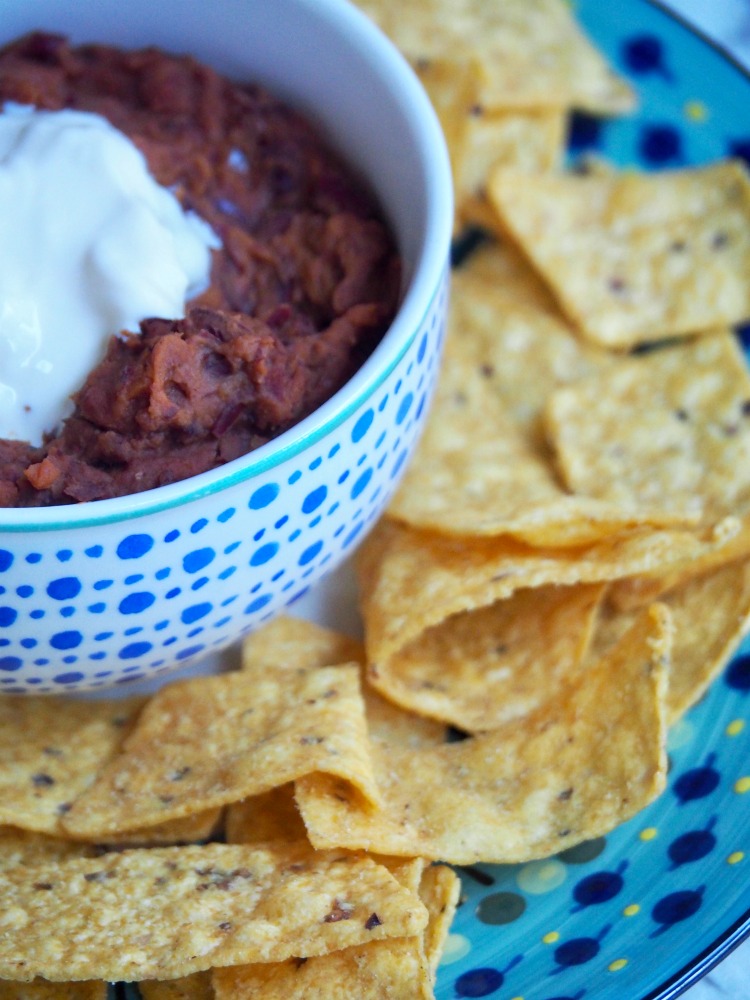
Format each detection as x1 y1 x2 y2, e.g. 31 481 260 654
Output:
455 967 505 997
639 124 682 165
554 936 601 967
725 653 750 690
0 550 13 572
164 529 180 543
190 518 208 534
622 33 673 79
0 607 17 627
217 507 235 522
0 656 22 672
118 592 156 615
728 139 750 168
16 586 33 598
176 644 205 661
572 863 627 909
651 887 705 934
26 552 42 564
673 754 720 802
476 891 526 925
417 333 428 363
249 483 279 509
85 545 103 558
46 577 82 601
116 534 154 560
668 818 717 869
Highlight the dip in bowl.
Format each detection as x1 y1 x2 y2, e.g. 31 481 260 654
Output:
0 0 452 692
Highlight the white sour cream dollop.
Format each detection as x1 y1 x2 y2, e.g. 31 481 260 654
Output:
0 103 220 445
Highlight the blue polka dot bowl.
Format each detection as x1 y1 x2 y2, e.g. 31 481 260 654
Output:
0 0 452 693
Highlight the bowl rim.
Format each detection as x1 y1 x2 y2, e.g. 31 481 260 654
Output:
0 0 452 533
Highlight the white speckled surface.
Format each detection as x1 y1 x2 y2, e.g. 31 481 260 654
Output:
657 3 750 994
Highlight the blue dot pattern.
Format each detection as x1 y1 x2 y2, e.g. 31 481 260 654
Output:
0 267 447 694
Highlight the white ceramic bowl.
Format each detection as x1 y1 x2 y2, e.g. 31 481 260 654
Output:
0 0 452 693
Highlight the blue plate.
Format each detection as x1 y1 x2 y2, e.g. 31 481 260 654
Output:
435 3 750 999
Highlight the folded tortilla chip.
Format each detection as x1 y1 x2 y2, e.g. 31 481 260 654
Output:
357 516 724 670
0 843 428 982
367 583 605 732
297 604 671 864
0 828 98 873
595 559 750 723
62 666 379 839
488 161 750 348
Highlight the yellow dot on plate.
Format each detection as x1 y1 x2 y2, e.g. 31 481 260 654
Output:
623 904 640 917
727 719 745 737
640 827 658 841
728 851 745 865
543 931 560 945
684 100 708 122
609 958 629 972
735 776 750 794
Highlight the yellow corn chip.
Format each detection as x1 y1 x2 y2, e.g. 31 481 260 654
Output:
241 615 446 749
297 604 670 864
139 973 214 1000
0 981 107 1000
0 828 98 872
212 855 435 1000
226 785 307 846
97 809 223 847
368 583 605 732
545 331 750 529
0 695 144 835
62 666 379 839
357 516 724 670
419 865 461 980
388 263 694 543
0 843 428 983
488 161 750 348
596 559 750 723
356 0 634 113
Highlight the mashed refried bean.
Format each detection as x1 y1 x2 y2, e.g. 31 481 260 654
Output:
0 32 401 506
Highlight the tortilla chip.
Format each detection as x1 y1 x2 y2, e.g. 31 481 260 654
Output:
419 865 461 979
97 809 223 848
545 331 750 529
241 615 446 749
368 583 605 732
596 559 750 723
0 828 98 873
62 666 379 839
225 785 307 846
0 695 144 835
388 263 694 543
0 843 428 983
212 856 435 1000
357 516 725 670
297 604 670 864
488 161 750 348
0 982 107 1000
357 0 634 113
139 973 214 1000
